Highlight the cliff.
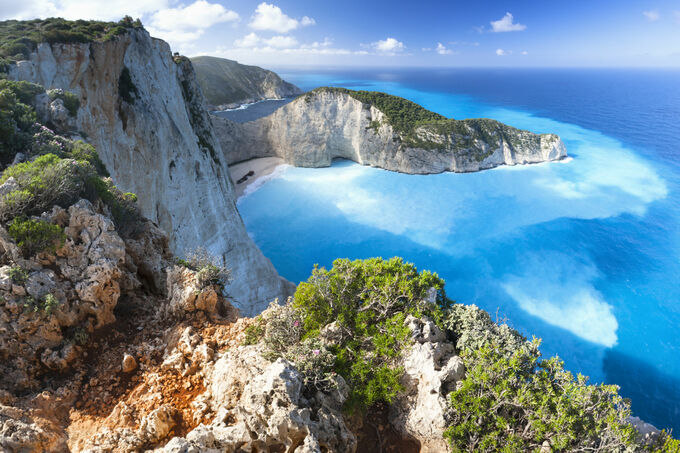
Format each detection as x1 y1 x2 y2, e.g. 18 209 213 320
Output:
190 55 301 110
214 87 566 172
6 27 291 315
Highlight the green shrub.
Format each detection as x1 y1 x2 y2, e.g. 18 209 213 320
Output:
47 89 80 116
0 154 92 221
0 87 37 158
22 293 60 316
0 79 43 104
8 265 28 284
177 247 230 290
444 338 639 452
242 318 265 346
8 217 65 257
289 257 448 412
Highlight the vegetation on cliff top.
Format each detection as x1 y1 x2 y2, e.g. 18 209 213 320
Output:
0 17 143 70
0 79 141 236
248 257 677 452
308 87 549 156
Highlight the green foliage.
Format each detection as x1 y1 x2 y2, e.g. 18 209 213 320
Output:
8 217 65 257
290 257 448 412
47 89 80 116
0 18 145 65
444 339 640 452
0 79 43 104
0 154 90 221
242 317 265 346
177 247 231 290
22 293 60 316
309 87 545 154
72 327 89 345
8 265 28 284
0 85 37 158
118 67 138 104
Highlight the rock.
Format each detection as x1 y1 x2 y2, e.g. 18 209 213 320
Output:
140 405 176 443
0 177 19 197
9 32 291 316
121 354 137 373
214 88 567 174
540 440 552 452
389 317 464 452
628 416 661 445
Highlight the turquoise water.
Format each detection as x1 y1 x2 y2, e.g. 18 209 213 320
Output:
236 70 680 431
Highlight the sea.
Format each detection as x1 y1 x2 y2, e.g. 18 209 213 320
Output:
229 68 680 432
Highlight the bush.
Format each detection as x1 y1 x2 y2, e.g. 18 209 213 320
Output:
0 87 37 158
0 154 92 221
8 217 65 257
176 247 230 290
47 89 80 116
289 257 448 412
8 265 28 284
444 339 639 452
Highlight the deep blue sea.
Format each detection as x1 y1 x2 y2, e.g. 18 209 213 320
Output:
234 68 680 431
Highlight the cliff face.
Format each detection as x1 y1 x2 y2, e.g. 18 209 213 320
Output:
191 55 301 110
214 89 566 172
8 30 290 315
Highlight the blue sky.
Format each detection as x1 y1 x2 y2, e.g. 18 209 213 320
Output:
2 0 680 67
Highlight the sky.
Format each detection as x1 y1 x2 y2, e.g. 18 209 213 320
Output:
1 0 680 67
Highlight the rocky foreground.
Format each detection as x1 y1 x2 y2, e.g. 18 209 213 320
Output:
214 88 567 173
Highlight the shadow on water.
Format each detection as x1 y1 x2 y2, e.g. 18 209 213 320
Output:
604 349 680 432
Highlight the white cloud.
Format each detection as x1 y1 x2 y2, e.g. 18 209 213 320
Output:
150 1 238 32
146 0 238 46
496 48 506 56
521 50 528 55
234 33 298 49
373 37 405 55
436 42 453 55
0 0 168 21
490 12 526 32
249 2 314 33
643 10 660 21
300 16 315 26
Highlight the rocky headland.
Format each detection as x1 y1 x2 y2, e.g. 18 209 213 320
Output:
214 87 567 174
191 55 301 111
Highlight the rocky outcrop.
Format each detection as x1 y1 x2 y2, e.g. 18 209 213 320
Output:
8 29 290 316
0 200 126 391
214 88 566 173
191 56 302 110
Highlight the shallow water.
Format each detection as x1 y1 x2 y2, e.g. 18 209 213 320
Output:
234 69 680 431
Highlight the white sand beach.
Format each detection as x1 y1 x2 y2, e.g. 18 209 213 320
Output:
229 157 287 199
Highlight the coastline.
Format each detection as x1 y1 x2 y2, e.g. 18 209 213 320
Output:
229 157 288 200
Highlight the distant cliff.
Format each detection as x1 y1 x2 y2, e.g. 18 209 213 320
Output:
7 25 291 315
191 55 301 110
214 87 566 173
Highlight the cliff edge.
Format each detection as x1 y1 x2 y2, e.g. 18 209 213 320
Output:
6 24 291 315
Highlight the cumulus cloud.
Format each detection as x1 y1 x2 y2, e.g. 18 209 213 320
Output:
490 12 526 32
643 10 660 21
234 33 298 49
249 2 314 33
147 0 238 45
372 37 405 55
0 0 168 21
496 48 506 56
436 42 453 55
227 35 365 56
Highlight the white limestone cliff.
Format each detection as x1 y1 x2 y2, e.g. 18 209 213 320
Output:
214 88 567 173
8 30 291 315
